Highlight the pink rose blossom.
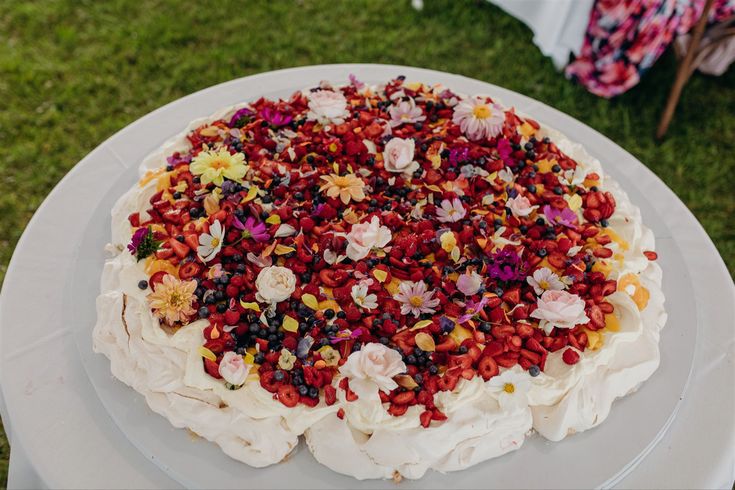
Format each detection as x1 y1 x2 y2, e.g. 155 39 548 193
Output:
530 290 589 334
506 195 537 217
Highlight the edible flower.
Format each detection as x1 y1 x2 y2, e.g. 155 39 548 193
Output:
543 205 578 229
345 216 392 261
394 281 441 317
307 89 349 125
128 226 162 261
146 274 197 325
488 247 526 282
351 283 378 310
436 198 466 223
389 98 425 127
260 106 293 127
382 137 419 176
233 215 269 242
319 173 366 205
228 107 254 127
330 327 364 345
526 267 565 295
457 295 490 324
506 195 537 217
339 342 406 399
197 220 225 263
456 270 483 296
452 97 505 141
219 351 252 386
530 290 589 334
486 367 531 409
255 266 296 304
190 148 248 186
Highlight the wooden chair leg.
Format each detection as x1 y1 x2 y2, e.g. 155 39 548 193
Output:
656 0 716 140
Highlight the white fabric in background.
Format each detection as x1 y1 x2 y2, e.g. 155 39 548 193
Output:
488 0 594 69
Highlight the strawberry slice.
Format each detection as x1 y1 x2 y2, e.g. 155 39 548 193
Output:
184 234 200 251
420 410 433 428
178 261 202 280
169 238 190 259
324 385 337 406
149 271 170 290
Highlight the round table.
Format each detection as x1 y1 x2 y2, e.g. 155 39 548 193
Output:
1 64 733 489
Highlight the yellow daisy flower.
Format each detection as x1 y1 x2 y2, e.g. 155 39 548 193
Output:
146 274 197 325
319 173 366 205
190 148 248 186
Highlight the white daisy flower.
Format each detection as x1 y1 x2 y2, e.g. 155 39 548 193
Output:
526 267 566 295
197 220 224 263
351 283 378 310
486 368 531 409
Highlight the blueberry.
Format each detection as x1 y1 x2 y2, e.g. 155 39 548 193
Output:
537 248 548 257
479 322 491 333
458 345 468 354
529 365 540 377
553 186 563 195
198 307 210 318
298 385 309 396
524 142 534 151
551 164 561 173
254 353 265 364
137 280 148 290
414 374 424 384
216 303 227 313
406 355 417 364
173 191 182 199
429 365 439 375
600 219 609 227
273 371 285 381
337 311 346 319
308 387 319 398
324 309 335 319
527 184 537 194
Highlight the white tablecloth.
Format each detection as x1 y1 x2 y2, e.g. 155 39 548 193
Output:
488 0 593 69
0 64 733 489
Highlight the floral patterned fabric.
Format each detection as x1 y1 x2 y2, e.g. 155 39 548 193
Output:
566 0 735 98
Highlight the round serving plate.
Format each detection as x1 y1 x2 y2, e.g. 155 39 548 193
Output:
5 64 727 489
65 65 696 489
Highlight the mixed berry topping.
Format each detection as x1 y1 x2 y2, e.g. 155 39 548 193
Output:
127 77 656 423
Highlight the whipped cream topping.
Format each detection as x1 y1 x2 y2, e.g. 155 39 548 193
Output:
93 87 666 480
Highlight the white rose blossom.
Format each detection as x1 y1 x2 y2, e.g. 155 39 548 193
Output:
255 266 296 304
339 343 407 400
382 137 419 176
306 89 349 125
345 216 392 261
218 351 252 386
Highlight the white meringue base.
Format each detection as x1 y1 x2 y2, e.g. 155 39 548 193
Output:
93 91 665 480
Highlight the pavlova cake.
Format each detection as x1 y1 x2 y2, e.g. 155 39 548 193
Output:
93 76 666 480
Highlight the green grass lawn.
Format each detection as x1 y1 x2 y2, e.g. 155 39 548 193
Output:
0 0 732 486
